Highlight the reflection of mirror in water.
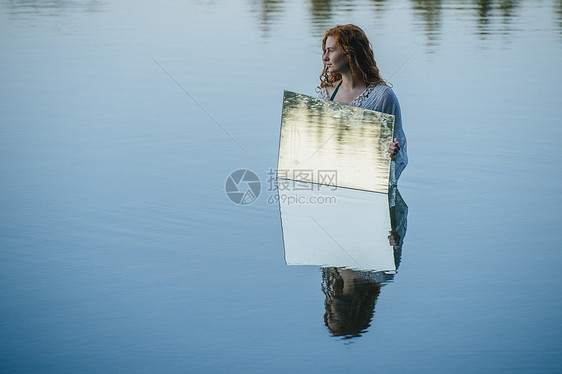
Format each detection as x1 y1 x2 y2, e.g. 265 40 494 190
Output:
280 183 396 271
279 182 407 338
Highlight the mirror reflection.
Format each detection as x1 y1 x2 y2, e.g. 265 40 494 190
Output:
278 90 394 193
278 182 408 338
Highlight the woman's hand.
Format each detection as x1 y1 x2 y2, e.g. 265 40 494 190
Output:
388 229 401 248
388 138 400 160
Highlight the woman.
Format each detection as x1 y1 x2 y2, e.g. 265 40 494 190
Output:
317 24 407 187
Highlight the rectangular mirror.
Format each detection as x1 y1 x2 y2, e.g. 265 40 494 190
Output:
277 91 394 193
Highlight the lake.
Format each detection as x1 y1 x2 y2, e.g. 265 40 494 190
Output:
1 0 561 372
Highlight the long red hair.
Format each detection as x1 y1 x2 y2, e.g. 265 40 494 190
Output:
318 24 387 89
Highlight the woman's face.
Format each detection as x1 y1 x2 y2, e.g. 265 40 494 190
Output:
323 36 348 75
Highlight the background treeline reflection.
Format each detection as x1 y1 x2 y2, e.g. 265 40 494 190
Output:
249 0 562 41
4 0 562 43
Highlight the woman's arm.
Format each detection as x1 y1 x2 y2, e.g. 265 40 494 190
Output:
375 86 408 185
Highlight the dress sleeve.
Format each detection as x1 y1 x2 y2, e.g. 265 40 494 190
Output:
376 87 408 188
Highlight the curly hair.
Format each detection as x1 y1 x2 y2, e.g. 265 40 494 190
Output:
318 24 388 90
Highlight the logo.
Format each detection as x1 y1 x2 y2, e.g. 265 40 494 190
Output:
225 169 261 205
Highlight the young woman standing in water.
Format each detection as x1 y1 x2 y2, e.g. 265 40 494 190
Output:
318 24 407 185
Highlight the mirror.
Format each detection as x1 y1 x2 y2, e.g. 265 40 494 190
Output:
277 90 394 193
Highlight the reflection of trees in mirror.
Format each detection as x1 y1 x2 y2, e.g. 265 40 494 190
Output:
282 92 394 183
290 98 393 176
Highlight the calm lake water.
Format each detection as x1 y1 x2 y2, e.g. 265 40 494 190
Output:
1 0 562 372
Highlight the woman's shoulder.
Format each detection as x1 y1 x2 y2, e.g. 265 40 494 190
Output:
358 84 400 113
367 84 399 105
372 84 397 100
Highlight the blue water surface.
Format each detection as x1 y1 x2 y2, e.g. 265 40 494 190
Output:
1 0 561 372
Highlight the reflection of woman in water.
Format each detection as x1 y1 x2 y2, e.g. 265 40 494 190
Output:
322 267 381 338
317 24 407 187
322 187 407 338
